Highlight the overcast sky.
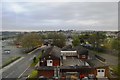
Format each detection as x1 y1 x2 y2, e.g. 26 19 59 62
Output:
2 2 118 31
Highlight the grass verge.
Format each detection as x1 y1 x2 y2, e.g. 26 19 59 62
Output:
2 56 21 68
28 70 38 78
111 65 120 76
30 52 42 67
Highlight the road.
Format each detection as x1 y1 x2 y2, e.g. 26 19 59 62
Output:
2 47 42 78
2 39 24 65
98 54 118 66
88 50 118 66
88 49 118 78
2 39 49 79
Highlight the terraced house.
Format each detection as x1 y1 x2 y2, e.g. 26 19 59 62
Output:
36 45 109 80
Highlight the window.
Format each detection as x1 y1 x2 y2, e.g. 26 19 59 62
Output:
50 61 52 63
98 70 100 72
47 60 53 66
102 70 104 72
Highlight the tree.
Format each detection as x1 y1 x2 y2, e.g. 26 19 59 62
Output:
88 32 106 48
47 33 66 48
20 33 42 49
111 38 120 51
14 34 23 45
72 35 80 46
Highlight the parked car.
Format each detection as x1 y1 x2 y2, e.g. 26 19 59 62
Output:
82 77 89 80
4 50 11 54
88 74 96 80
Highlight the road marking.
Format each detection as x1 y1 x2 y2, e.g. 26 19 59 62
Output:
1 57 24 72
5 71 15 78
18 65 30 78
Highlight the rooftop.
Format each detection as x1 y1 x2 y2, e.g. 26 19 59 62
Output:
62 57 89 66
41 46 61 59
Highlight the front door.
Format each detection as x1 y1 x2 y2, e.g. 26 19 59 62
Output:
97 69 105 77
47 60 53 66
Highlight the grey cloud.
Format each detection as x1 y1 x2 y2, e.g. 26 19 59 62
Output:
2 2 118 31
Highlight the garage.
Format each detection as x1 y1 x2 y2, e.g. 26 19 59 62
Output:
47 60 53 66
97 69 105 77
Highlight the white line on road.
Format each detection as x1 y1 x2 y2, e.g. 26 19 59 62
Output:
18 65 30 78
1 57 24 72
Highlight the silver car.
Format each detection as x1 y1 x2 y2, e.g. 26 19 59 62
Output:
4 50 11 54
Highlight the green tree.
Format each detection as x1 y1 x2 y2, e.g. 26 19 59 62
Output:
72 35 80 46
103 38 120 51
111 38 120 51
54 33 66 48
88 32 106 49
48 33 66 48
20 33 42 49
14 34 23 45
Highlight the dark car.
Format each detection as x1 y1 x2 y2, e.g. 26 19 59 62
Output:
88 74 97 80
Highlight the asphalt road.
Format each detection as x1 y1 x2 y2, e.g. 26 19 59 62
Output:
2 47 42 78
2 39 24 65
2 39 50 79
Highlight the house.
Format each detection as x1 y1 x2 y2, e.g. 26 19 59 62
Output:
61 45 77 60
60 58 109 80
86 57 109 78
36 45 109 79
38 46 61 78
39 46 61 67
61 45 89 60
75 46 89 60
